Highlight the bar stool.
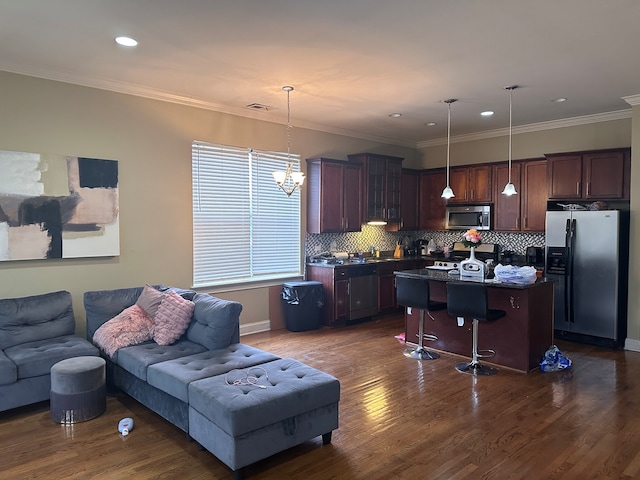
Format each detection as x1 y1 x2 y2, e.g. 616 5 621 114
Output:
396 276 447 360
446 282 505 376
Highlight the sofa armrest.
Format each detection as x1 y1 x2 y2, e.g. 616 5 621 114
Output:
0 291 75 350
186 294 242 350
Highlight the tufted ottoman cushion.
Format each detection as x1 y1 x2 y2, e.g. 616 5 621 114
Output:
50 356 106 423
188 357 340 475
147 344 279 403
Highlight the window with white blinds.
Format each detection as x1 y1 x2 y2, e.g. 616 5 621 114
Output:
192 141 302 287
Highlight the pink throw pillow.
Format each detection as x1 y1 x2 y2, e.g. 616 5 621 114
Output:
93 305 155 357
153 290 195 346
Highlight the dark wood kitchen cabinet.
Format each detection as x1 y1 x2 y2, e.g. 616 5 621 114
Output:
521 159 548 231
348 152 403 223
493 158 547 232
418 169 447 230
306 157 362 233
378 259 420 313
306 265 350 327
386 169 420 231
448 165 492 204
546 148 630 201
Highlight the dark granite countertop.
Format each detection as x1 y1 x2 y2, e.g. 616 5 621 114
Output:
394 268 553 289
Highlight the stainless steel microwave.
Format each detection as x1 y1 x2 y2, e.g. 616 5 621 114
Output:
445 205 491 231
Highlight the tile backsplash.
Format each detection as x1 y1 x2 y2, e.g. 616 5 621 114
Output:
305 225 545 257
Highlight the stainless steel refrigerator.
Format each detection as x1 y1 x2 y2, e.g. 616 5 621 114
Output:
545 209 629 348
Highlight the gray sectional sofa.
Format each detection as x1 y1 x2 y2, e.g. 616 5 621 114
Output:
84 285 340 479
0 290 99 412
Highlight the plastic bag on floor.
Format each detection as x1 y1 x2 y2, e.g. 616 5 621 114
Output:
540 345 572 372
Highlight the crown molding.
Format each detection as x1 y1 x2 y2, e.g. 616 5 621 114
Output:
416 109 632 149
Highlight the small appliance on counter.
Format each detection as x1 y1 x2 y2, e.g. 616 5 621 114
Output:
460 255 485 280
500 250 516 265
526 246 545 268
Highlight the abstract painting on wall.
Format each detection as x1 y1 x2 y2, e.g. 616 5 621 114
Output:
0 150 119 261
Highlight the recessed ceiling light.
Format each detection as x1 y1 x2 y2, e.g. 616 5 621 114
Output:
115 36 138 47
389 113 402 118
425 122 437 126
481 110 494 117
552 97 567 103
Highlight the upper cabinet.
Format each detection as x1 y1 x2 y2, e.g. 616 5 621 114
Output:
306 157 362 234
419 169 447 230
521 160 548 231
493 162 522 231
448 165 493 204
546 148 630 200
386 169 420 231
348 153 403 223
493 159 547 232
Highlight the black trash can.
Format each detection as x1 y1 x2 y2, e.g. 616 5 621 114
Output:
281 281 324 332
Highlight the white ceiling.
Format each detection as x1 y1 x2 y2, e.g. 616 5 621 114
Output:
1 1 639 147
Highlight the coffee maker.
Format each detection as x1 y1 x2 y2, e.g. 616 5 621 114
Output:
526 246 545 267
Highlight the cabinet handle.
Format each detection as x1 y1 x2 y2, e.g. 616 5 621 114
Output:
587 182 591 196
471 189 474 200
524 217 528 228
515 217 519 229
576 182 580 196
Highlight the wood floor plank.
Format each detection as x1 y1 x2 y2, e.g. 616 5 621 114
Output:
2 313 640 479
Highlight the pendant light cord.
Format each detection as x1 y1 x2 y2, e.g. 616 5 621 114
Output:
446 101 451 185
508 87 513 183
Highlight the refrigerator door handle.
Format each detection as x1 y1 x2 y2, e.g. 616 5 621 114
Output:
567 219 577 323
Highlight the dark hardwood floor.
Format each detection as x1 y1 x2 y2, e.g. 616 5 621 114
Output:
2 312 640 479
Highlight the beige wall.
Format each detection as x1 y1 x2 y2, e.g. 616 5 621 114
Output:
0 71 414 335
417 119 631 168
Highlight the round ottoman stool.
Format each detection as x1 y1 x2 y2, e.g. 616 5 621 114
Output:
50 356 106 424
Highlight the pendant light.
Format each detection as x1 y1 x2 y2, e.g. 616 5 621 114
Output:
501 85 518 196
272 85 305 196
441 98 457 199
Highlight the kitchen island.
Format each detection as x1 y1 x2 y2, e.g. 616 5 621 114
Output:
395 269 554 372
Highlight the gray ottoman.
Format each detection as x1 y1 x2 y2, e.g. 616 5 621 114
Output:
50 356 106 423
188 358 340 479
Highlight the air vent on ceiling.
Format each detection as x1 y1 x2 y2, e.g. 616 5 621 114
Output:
245 103 271 111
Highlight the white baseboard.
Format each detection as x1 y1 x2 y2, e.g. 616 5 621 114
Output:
239 320 271 336
625 338 640 352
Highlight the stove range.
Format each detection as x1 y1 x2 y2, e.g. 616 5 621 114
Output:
426 261 460 271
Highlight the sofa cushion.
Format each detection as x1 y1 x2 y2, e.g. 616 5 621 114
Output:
0 291 75 349
153 291 195 346
158 286 197 301
147 344 280 402
92 305 155 357
188 358 341 437
0 350 17 385
135 284 165 318
84 286 147 340
84 285 197 341
115 340 207 381
186 294 242 350
4 334 99 379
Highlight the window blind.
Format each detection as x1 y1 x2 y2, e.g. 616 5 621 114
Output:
192 141 302 287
